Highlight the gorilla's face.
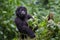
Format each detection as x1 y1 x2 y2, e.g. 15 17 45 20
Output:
16 6 27 17
19 9 27 17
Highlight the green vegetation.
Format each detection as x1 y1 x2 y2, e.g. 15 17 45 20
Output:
0 0 60 40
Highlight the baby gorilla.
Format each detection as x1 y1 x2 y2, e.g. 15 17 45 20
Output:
15 6 37 39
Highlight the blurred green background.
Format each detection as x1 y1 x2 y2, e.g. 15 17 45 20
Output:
0 0 60 40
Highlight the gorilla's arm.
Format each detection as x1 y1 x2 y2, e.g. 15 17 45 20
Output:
26 14 33 19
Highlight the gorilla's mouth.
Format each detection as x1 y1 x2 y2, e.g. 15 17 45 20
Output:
19 14 25 17
21 14 25 17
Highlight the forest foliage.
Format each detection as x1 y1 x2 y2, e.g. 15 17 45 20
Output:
0 0 60 40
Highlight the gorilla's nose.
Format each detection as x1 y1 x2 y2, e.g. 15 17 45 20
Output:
21 11 25 15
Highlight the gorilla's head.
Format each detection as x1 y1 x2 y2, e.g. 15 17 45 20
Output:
16 6 27 18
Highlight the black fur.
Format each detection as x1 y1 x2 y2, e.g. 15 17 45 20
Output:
15 6 36 39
